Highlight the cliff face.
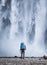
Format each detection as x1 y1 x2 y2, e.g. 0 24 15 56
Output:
0 58 47 65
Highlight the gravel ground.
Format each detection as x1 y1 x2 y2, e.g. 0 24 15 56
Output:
0 57 47 65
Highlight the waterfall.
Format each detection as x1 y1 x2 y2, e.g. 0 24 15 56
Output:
1 0 6 6
0 0 47 57
30 0 46 56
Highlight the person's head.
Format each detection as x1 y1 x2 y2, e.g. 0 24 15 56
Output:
21 42 24 45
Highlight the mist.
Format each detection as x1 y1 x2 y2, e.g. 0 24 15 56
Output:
0 0 47 57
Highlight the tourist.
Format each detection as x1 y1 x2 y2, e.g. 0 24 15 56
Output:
20 42 26 59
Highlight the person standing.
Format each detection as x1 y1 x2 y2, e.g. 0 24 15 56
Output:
20 42 26 59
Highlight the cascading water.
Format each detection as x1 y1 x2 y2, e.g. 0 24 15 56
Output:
31 0 46 56
1 0 6 6
0 0 47 57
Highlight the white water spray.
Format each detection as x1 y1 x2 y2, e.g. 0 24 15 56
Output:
1 0 6 6
0 0 47 57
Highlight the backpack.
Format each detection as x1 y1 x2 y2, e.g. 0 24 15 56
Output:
20 43 26 50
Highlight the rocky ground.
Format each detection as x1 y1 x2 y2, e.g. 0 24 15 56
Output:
0 57 47 65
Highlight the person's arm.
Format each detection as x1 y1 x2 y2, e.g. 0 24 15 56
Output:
24 45 26 50
20 44 21 50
